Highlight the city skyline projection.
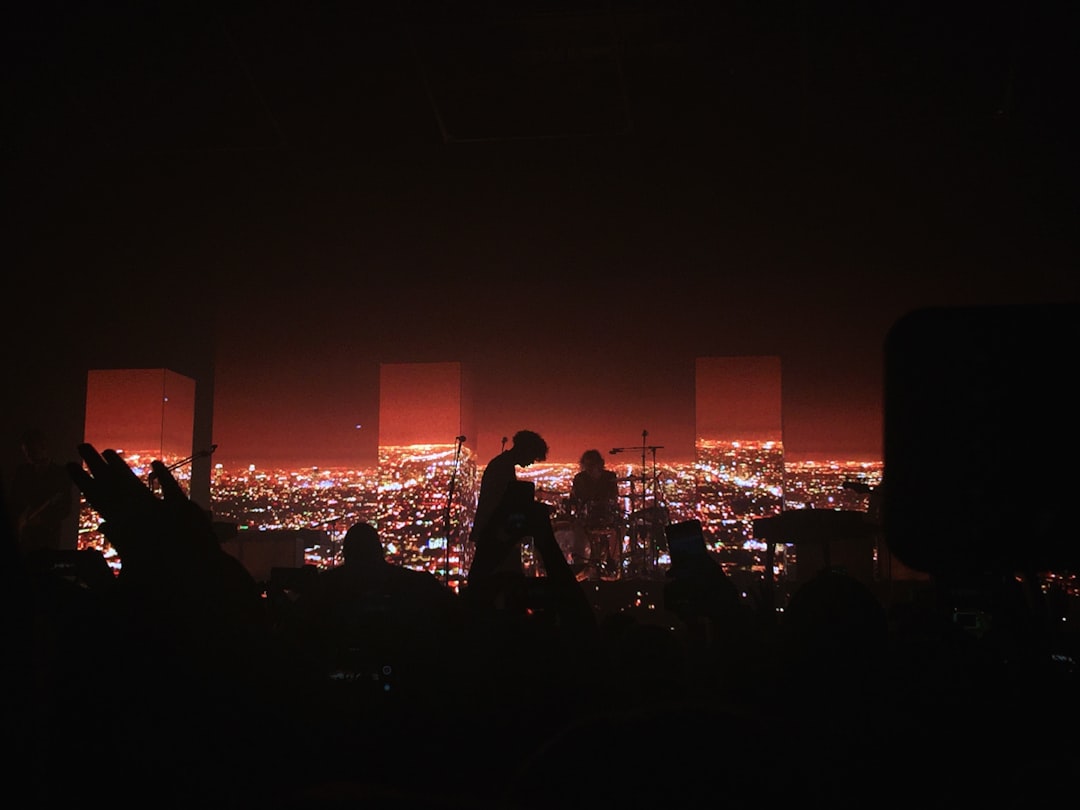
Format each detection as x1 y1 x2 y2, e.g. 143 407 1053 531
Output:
376 362 478 579
76 358 879 582
694 357 786 551
81 368 197 564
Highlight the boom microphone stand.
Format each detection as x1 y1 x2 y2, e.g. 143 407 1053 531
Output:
147 444 218 490
610 430 666 578
443 435 466 585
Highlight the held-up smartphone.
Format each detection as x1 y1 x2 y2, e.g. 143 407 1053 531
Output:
665 519 710 569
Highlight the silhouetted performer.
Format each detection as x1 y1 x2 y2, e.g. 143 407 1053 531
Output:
9 428 73 557
569 448 621 574
468 483 597 621
468 429 548 575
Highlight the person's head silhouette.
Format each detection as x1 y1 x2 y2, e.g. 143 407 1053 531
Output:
578 449 607 477
508 430 548 468
342 522 384 567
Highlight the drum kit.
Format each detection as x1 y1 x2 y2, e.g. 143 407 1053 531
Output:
549 498 620 580
554 429 671 581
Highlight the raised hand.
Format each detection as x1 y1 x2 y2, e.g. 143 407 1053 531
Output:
66 443 218 579
66 443 267 634
63 444 281 804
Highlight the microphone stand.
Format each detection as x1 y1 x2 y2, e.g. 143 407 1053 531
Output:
644 439 669 572
148 444 218 491
610 430 666 577
314 514 353 565
443 436 465 586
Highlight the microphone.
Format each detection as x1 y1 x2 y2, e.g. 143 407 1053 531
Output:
610 448 621 454
197 444 219 458
455 435 466 442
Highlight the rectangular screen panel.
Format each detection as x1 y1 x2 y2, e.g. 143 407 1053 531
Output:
84 368 196 464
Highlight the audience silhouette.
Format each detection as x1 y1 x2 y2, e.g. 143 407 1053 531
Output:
661 519 761 697
54 443 295 806
319 521 454 609
296 521 458 692
9 428 74 560
1 393 1076 809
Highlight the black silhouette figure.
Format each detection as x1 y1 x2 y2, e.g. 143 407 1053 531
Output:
299 520 458 699
9 428 74 558
569 448 622 577
62 443 288 806
662 519 760 694
1 473 117 806
288 522 473 796
468 429 548 576
65 443 267 632
315 521 454 616
465 480 597 634
454 476 604 796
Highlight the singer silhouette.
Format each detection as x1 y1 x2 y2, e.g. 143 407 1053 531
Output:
467 429 549 575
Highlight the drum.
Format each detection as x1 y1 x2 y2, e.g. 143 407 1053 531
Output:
552 518 577 562
581 498 621 530
629 505 669 552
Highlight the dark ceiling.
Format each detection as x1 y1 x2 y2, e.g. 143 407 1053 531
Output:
9 2 1072 164
11 1 1076 272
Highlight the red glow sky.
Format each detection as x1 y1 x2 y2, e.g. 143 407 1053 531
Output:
84 370 196 460
205 349 879 469
7 3 1078 472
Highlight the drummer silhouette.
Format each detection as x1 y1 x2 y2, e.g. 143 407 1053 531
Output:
569 449 622 578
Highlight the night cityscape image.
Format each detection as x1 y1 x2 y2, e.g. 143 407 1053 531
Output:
5 2 1078 807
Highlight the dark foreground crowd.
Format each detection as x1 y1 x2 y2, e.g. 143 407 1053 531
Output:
3 441 1077 809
